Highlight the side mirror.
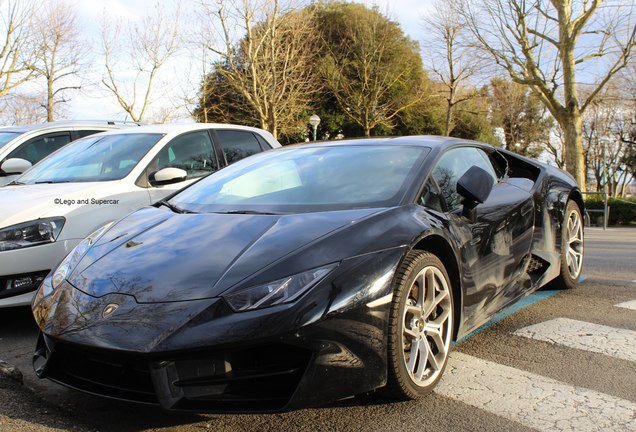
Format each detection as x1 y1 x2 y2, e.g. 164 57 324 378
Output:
1 158 32 175
149 167 187 186
457 165 494 205
457 166 495 223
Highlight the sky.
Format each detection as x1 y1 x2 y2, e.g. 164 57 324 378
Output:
59 0 434 122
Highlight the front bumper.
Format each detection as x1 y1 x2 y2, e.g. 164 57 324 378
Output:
34 332 313 412
32 247 405 412
0 239 80 307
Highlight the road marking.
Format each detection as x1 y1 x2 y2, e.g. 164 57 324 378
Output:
616 300 636 311
513 318 636 362
437 352 636 432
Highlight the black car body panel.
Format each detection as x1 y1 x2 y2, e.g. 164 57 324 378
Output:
32 136 582 412
68 207 396 303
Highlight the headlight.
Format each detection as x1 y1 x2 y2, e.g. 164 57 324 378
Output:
0 217 65 252
222 263 338 312
49 223 113 293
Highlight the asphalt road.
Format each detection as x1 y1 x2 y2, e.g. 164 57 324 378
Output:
1 227 635 431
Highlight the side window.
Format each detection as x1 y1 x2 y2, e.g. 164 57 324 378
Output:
6 132 71 165
77 130 105 139
430 147 497 211
148 131 218 179
217 130 263 164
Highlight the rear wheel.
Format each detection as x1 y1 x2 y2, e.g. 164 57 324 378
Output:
385 251 454 399
553 200 584 289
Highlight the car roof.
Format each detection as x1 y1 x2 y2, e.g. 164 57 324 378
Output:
92 123 282 148
290 135 493 150
95 123 266 135
0 120 140 133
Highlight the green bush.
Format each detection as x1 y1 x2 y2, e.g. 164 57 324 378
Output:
584 196 636 225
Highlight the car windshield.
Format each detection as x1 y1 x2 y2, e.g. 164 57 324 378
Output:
18 133 163 184
170 145 430 213
0 131 20 151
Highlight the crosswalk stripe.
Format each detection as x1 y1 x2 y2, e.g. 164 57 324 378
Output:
616 300 636 311
513 318 636 362
437 352 636 432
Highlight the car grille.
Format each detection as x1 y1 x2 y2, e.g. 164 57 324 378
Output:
43 339 157 403
40 336 312 412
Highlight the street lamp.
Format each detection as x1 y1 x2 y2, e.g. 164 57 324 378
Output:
309 114 321 141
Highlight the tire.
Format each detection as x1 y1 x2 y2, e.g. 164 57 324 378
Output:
384 251 454 400
553 200 584 289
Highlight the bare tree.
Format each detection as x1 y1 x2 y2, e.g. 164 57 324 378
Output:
100 2 180 122
462 0 636 191
180 37 211 123
423 0 481 136
201 0 319 139
546 125 567 168
0 93 45 124
617 59 636 101
0 0 36 97
582 87 634 196
29 1 84 121
179 9 219 124
490 77 554 157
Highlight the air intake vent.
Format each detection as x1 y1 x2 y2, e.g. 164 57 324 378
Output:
527 256 545 274
526 254 550 284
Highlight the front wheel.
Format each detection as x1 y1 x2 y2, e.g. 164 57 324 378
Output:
384 251 454 400
553 200 584 289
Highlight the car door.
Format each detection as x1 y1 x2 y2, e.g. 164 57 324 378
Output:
145 130 220 203
421 146 534 331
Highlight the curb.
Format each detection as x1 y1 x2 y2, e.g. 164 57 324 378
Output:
0 359 23 384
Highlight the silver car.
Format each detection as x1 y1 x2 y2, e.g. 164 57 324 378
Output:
0 120 140 186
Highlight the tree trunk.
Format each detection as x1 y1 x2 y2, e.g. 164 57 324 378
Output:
444 84 455 136
557 4 586 192
47 75 54 122
444 100 452 136
259 116 268 134
267 110 278 140
560 109 586 191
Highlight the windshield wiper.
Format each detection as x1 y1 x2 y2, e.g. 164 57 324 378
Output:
7 180 25 185
158 200 194 214
219 210 283 215
34 180 72 184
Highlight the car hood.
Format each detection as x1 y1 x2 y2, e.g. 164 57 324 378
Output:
69 206 392 303
0 182 116 228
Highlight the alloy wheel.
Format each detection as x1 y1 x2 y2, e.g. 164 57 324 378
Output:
565 208 584 280
401 265 453 387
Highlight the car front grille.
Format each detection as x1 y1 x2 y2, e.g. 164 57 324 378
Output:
39 335 312 412
43 339 157 403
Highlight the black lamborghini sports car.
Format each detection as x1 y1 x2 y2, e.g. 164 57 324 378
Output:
32 136 584 412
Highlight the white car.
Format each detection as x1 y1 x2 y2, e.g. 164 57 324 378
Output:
0 120 138 186
0 123 280 307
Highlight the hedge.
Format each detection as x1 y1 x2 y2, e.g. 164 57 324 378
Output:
584 196 636 226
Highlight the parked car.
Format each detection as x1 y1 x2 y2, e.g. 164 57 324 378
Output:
0 123 280 307
0 120 140 186
31 136 584 412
